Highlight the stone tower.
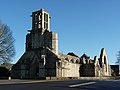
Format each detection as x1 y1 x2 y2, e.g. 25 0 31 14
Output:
12 9 59 78
32 8 50 33
26 8 58 55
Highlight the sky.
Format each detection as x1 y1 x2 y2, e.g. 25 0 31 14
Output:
0 0 120 64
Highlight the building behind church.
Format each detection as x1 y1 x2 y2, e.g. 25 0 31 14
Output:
12 9 111 79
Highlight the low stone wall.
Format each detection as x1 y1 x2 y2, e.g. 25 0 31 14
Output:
46 77 113 80
46 77 79 80
11 76 120 80
78 77 111 80
0 77 8 79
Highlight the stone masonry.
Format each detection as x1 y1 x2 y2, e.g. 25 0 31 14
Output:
12 9 111 79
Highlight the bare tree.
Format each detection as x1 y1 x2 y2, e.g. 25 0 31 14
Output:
0 21 15 64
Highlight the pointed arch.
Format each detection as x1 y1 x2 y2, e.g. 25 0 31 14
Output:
100 48 108 64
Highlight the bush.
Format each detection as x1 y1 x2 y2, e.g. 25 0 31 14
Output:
0 67 10 77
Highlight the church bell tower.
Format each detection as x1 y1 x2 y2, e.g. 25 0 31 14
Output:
26 8 58 55
32 8 50 34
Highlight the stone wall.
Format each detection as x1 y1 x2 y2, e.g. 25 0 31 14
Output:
56 61 80 77
80 64 95 77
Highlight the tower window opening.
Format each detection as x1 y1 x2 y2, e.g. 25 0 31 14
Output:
44 13 48 22
35 15 37 21
38 24 41 29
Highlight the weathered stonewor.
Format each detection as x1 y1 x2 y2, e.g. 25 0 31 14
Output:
11 9 111 79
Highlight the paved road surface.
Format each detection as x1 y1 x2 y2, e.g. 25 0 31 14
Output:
0 79 120 90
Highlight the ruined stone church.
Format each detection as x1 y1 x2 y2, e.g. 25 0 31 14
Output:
12 9 111 79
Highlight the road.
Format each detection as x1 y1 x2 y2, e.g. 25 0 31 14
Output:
0 79 120 90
